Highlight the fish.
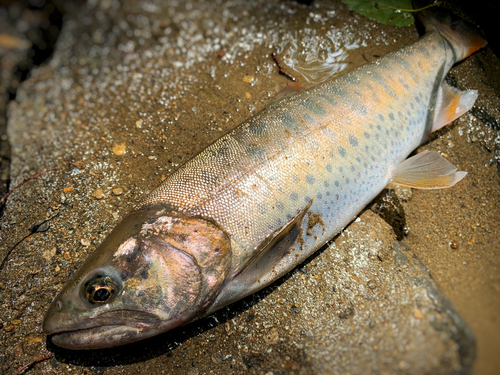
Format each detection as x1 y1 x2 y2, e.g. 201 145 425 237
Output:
43 8 486 350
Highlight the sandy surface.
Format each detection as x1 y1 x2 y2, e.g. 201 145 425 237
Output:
1 0 499 374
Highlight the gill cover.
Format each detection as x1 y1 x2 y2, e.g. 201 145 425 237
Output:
43 205 232 349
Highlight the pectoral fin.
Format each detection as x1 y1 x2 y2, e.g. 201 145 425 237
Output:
235 199 312 284
392 150 466 189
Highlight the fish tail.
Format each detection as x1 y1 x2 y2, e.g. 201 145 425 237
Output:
416 4 487 61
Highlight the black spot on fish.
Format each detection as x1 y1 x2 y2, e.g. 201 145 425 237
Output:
338 147 346 157
141 269 149 280
349 135 358 147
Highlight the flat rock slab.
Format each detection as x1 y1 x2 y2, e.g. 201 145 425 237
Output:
2 0 498 374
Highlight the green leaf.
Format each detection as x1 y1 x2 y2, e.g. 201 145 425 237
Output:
342 0 415 27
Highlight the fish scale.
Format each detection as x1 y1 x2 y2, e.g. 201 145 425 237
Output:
43 8 486 349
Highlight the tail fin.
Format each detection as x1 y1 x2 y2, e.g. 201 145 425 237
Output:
416 4 487 62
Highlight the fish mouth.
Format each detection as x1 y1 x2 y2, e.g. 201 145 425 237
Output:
49 323 162 350
45 309 164 350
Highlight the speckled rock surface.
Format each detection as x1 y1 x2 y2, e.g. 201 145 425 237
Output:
1 0 499 374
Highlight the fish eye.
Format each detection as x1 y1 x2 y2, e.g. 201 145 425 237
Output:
82 273 120 305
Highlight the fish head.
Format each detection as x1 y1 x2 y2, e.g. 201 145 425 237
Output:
43 205 232 350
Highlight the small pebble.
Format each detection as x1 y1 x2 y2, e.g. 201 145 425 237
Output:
450 240 459 249
211 352 223 364
92 189 105 199
413 308 424 319
112 143 126 155
81 238 91 246
112 187 123 195
242 75 254 83
367 280 377 289
42 247 57 261
135 120 143 128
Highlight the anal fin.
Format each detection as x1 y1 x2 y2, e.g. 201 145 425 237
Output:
432 82 477 132
392 150 466 189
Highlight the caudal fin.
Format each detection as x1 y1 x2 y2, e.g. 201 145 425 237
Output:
415 3 487 61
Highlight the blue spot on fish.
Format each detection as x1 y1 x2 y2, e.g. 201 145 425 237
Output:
338 147 346 157
306 174 315 185
290 192 298 201
349 135 358 147
389 113 395 121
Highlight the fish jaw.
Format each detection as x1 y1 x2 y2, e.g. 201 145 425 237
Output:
43 206 233 349
45 308 169 350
